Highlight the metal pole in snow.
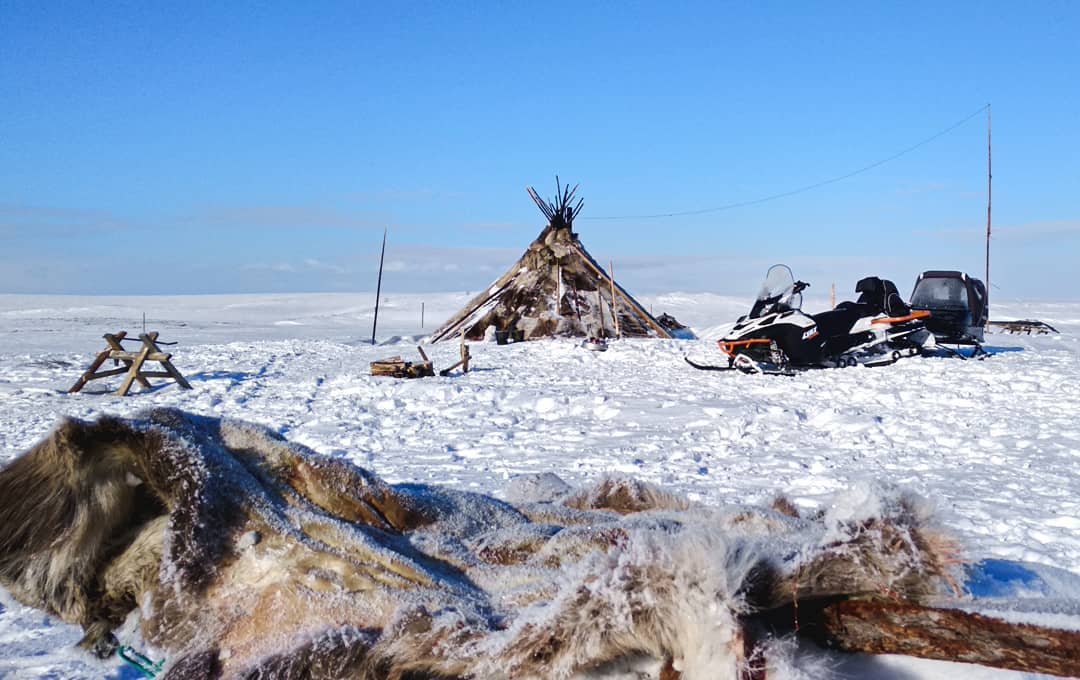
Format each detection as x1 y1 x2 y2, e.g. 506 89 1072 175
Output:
371 227 387 345
985 104 992 326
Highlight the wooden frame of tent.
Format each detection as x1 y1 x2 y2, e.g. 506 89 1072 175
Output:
427 179 671 343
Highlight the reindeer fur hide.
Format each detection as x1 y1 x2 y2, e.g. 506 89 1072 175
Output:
0 409 958 679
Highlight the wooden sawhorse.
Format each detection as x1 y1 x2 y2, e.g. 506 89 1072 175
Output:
69 331 193 396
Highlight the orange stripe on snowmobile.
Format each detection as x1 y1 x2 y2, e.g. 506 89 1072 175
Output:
871 310 931 325
717 339 771 357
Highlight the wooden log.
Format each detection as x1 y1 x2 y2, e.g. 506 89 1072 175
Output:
68 348 113 393
371 361 406 377
459 330 470 373
116 343 153 396
78 366 132 380
371 357 433 379
103 332 152 390
819 599 1080 678
439 359 465 377
141 333 192 389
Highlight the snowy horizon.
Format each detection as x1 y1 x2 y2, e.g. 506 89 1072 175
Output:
1 291 1079 678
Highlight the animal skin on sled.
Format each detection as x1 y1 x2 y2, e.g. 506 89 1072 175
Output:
0 409 959 679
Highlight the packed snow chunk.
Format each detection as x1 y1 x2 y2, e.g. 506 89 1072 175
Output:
504 472 573 504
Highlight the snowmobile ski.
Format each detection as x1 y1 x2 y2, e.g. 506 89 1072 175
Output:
684 356 735 371
683 356 794 376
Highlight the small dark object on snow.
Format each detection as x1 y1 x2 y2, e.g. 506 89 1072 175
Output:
581 336 608 351
656 313 697 340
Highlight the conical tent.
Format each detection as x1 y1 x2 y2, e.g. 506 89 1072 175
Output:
428 181 671 343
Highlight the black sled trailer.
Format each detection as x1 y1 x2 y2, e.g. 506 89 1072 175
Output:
909 270 988 351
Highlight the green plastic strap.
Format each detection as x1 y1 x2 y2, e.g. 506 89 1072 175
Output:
118 646 164 678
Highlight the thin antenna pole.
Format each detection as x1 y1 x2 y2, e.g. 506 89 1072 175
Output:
371 227 387 345
985 104 992 326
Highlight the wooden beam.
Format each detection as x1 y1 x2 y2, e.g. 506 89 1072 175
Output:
107 350 172 362
68 348 113 393
141 333 192 389
116 343 152 396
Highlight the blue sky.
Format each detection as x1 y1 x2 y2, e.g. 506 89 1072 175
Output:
2 2 1078 300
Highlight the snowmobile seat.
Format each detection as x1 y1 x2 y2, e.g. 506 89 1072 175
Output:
811 302 870 341
855 277 912 317
910 270 988 345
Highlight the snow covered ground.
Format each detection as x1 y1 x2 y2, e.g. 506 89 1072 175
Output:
1 291 1078 679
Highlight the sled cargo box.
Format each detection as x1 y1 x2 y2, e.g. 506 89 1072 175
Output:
910 270 987 345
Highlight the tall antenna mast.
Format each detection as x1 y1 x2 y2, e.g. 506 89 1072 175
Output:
985 104 992 326
371 227 388 345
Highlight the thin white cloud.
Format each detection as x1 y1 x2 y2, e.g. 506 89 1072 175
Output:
0 202 137 238
186 204 390 231
917 219 1080 245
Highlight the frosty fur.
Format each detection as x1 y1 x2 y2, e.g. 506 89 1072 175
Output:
0 408 958 679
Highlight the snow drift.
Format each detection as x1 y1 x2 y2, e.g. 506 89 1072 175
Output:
0 408 959 679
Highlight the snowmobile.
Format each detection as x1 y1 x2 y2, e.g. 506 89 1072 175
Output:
687 265 935 374
910 270 988 355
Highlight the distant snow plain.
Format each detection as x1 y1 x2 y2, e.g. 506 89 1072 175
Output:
1 291 1078 679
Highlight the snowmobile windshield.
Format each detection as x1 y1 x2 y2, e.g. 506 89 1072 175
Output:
911 277 968 310
750 264 802 317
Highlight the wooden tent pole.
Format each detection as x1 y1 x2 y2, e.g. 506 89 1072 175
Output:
596 286 605 338
566 244 669 337
608 260 621 338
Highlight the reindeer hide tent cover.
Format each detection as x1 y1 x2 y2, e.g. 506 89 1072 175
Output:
429 182 672 342
0 408 966 679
